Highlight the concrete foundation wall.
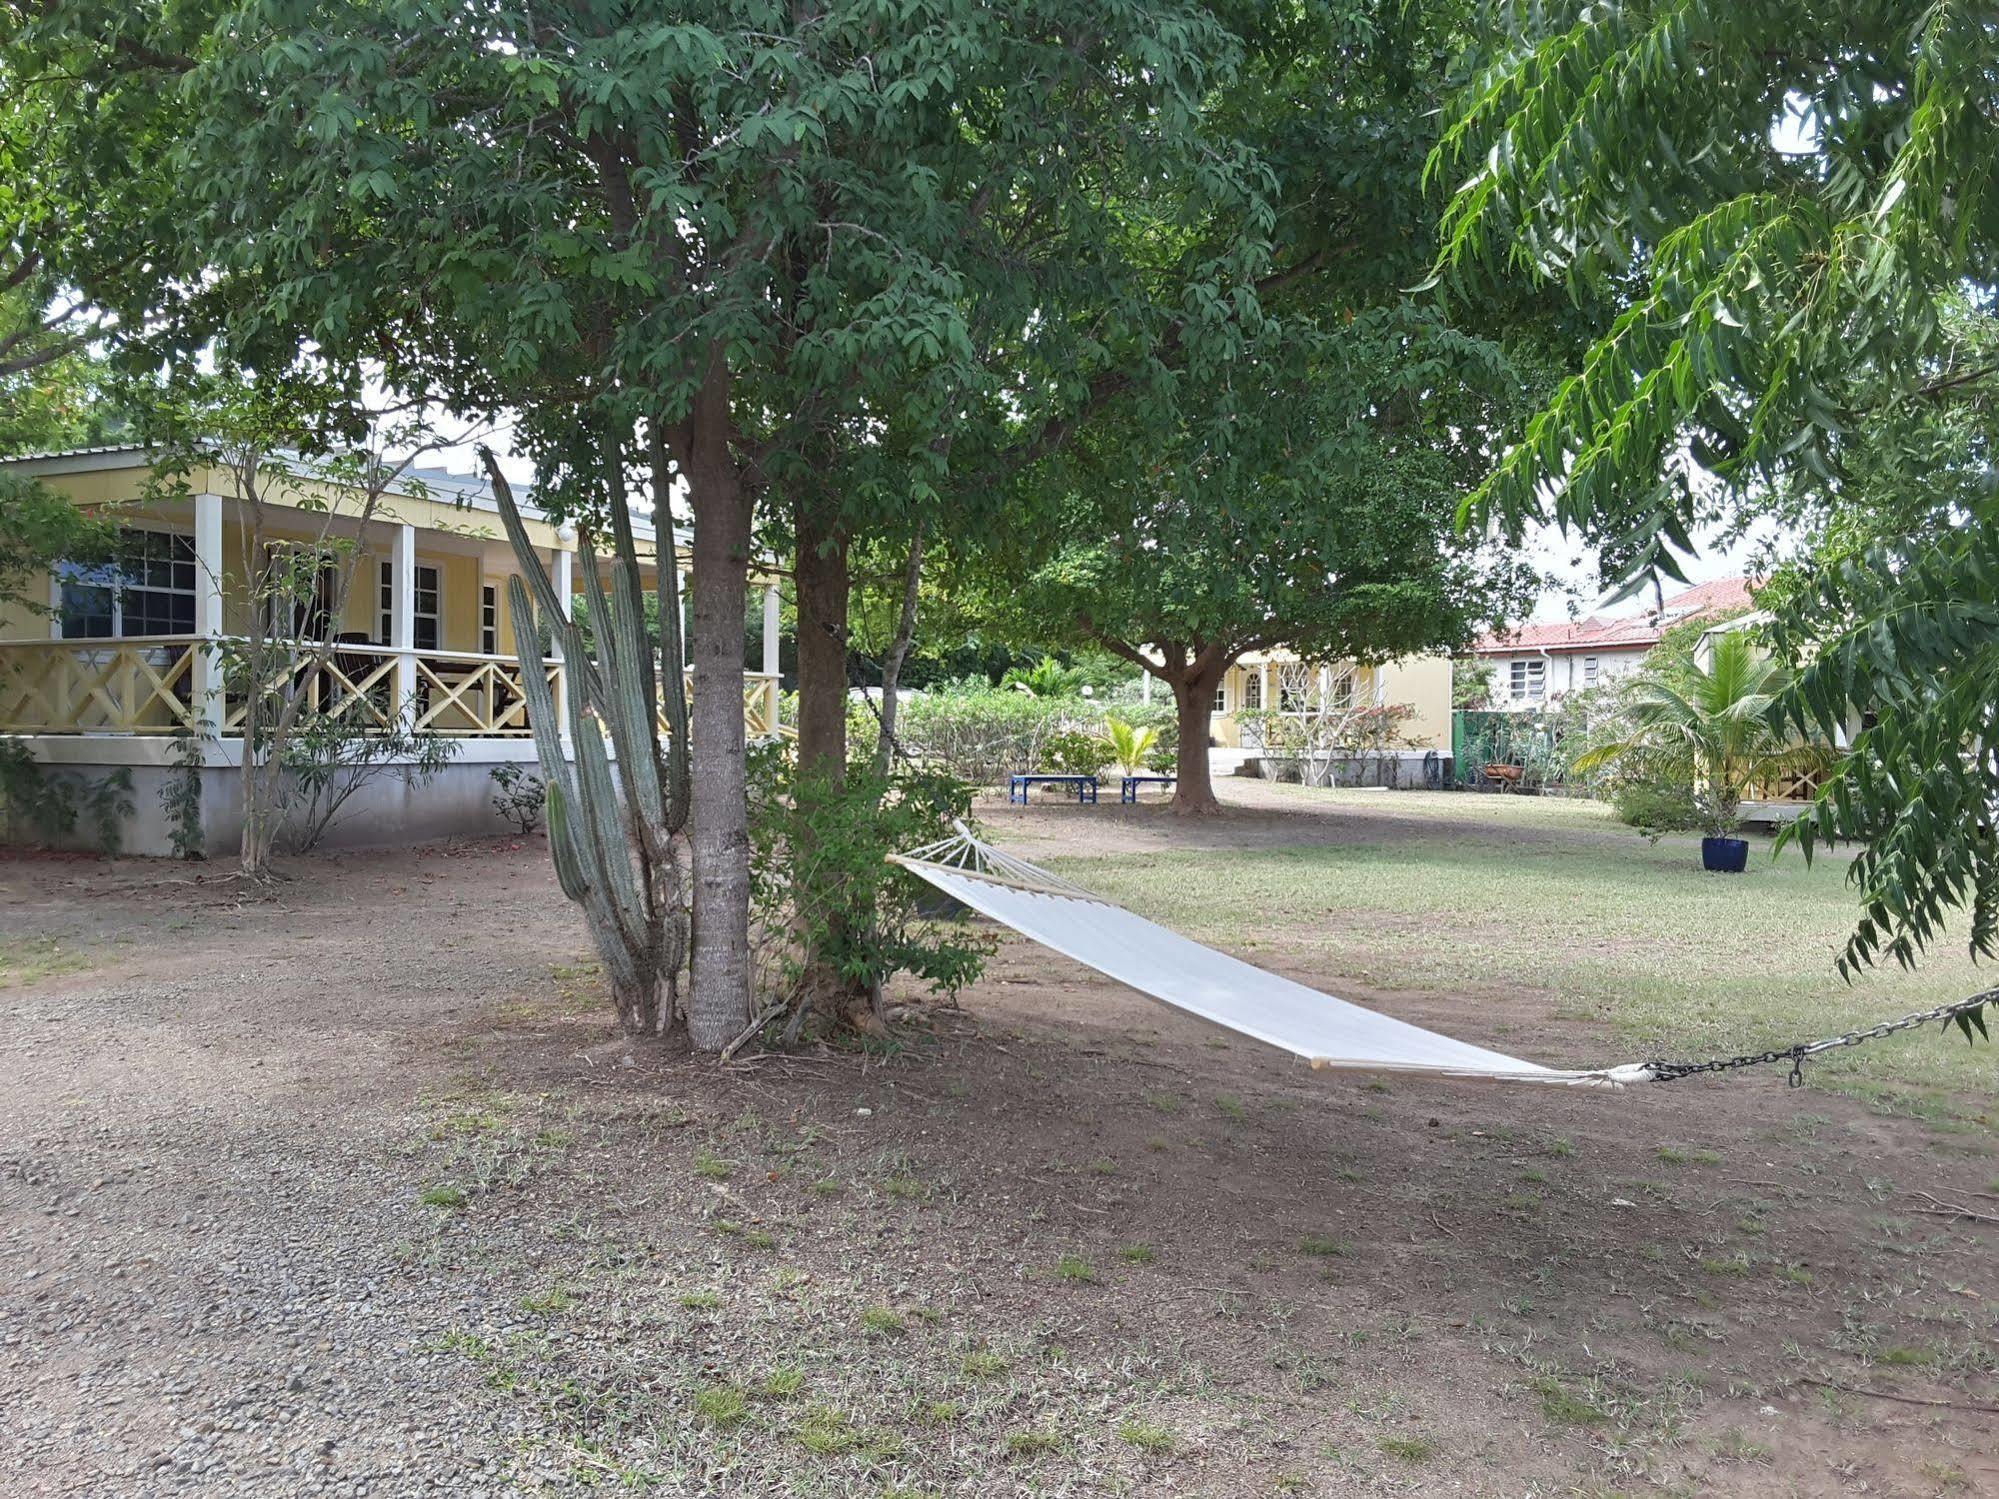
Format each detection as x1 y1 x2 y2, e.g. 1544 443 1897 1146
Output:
1237 748 1452 790
3 736 547 859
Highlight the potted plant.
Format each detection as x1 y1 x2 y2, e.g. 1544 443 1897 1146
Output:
1570 631 1820 872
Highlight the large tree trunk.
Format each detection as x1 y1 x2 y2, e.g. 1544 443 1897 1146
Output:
792 496 850 781
684 397 754 1052
1170 664 1224 815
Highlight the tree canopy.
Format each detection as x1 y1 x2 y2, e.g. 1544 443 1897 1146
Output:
1431 0 1999 974
987 0 1554 810
13 0 1308 1040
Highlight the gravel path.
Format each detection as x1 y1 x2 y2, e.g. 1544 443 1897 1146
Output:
2 848 579 1496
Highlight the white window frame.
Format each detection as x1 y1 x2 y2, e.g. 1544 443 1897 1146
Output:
54 525 199 640
380 559 441 650
1510 658 1546 702
1582 656 1599 688
480 584 498 655
1243 671 1262 711
1212 680 1228 712
1326 666 1358 710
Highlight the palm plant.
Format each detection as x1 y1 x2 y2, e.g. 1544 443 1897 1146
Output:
1102 716 1160 777
1571 632 1823 841
1002 657 1083 698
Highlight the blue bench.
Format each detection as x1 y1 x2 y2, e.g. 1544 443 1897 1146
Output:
1008 773 1098 805
1120 774 1176 804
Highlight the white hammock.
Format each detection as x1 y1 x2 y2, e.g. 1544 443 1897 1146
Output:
892 826 1658 1089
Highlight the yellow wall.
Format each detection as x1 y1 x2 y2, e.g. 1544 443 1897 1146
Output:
1376 655 1453 750
1208 653 1451 751
0 571 49 638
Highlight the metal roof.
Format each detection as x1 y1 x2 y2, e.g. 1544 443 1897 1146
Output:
0 441 695 547
1472 577 1758 657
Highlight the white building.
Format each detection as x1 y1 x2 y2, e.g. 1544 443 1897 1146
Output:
1468 578 1755 710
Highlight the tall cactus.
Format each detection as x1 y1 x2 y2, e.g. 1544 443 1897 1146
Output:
484 450 691 1036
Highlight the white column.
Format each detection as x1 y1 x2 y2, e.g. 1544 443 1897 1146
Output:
1259 661 1273 713
192 492 225 735
391 522 416 715
760 584 779 677
1140 668 1152 704
551 537 574 629
760 583 781 735
550 537 573 737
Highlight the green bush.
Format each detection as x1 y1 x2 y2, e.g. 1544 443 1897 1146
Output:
1041 728 1109 775
895 688 1067 784
888 687 1178 784
1610 777 1702 835
748 746 989 1006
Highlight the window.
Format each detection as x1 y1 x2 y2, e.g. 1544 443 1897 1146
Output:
1277 661 1313 713
1243 671 1262 711
379 560 441 650
1326 667 1358 709
481 585 498 655
1509 659 1546 702
1211 680 1228 712
58 527 197 639
1582 656 1599 688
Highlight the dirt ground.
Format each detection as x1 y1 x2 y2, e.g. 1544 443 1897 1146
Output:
2 779 1994 1497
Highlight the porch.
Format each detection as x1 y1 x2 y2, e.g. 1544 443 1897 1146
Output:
0 445 788 855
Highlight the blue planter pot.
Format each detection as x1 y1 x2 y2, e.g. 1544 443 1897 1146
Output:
1701 836 1749 873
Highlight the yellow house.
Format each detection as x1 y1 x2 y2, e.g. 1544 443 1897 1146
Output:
1161 647 1453 785
0 445 786 855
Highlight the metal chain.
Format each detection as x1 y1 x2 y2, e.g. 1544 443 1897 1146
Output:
1645 987 1999 1087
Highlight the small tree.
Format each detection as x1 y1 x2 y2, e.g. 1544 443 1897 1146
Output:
1241 697 1416 789
148 381 468 878
1102 718 1159 778
1571 633 1823 844
277 715 456 854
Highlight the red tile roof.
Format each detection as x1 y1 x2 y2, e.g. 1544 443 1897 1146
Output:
1472 577 1756 657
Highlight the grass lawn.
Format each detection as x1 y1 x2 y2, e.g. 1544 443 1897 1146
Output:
1044 788 1997 1122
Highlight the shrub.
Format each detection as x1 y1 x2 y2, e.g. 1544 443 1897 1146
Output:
161 728 207 859
894 688 1066 784
277 712 457 853
0 740 134 853
1041 727 1108 775
748 746 990 1011
1610 776 1702 835
889 688 1178 784
489 761 546 834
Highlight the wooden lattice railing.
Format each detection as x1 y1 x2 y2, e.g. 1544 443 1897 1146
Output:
653 672 788 741
1 638 785 740
0 636 202 733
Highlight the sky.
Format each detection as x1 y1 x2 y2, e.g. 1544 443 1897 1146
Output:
412 417 1781 628
1521 516 1782 623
